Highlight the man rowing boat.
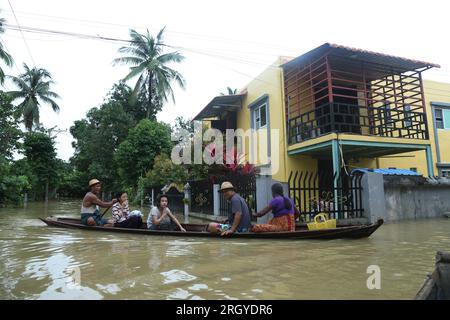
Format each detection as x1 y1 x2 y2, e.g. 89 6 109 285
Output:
81 179 117 227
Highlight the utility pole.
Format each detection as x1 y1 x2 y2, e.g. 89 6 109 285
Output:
46 125 67 139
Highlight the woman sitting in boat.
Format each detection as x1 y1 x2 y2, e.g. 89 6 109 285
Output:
251 183 298 232
147 194 186 232
111 191 143 228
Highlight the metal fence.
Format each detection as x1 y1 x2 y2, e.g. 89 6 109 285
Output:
288 170 363 221
288 102 428 145
215 174 257 218
189 179 214 214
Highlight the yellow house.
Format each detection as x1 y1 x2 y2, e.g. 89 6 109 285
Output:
193 43 449 218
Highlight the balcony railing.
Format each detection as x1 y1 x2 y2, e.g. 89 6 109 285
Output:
288 103 429 144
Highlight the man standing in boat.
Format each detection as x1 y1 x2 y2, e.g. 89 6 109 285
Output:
81 179 117 227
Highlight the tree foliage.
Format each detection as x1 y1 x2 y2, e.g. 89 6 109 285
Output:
0 15 13 84
0 91 22 160
141 153 188 188
22 132 58 200
113 28 186 119
115 119 172 188
8 63 61 131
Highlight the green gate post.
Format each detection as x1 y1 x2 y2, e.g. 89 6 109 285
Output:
426 145 434 177
332 139 341 220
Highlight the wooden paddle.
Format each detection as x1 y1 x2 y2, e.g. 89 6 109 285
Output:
100 206 112 218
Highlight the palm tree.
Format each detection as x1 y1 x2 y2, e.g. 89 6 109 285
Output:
220 87 238 95
0 15 13 84
113 27 186 119
8 63 60 131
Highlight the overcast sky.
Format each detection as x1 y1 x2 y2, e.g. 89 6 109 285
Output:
1 0 450 161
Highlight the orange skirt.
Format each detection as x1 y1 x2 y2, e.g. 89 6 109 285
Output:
251 214 295 232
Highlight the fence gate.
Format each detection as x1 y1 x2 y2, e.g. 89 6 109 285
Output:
189 180 214 214
288 170 363 221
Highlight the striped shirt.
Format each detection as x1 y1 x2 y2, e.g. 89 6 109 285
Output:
111 202 129 223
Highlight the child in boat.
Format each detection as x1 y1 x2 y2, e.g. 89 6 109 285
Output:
111 191 143 228
251 183 298 232
147 194 186 232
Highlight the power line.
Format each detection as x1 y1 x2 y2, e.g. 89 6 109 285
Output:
6 0 36 66
3 24 450 99
1 9 301 53
3 23 281 66
4 22 450 76
3 23 132 44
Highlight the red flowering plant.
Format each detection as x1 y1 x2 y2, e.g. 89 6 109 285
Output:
205 143 259 184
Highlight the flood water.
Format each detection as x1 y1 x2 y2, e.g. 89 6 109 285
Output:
0 200 449 300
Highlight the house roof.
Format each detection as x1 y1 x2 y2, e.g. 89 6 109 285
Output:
351 168 422 176
193 94 246 120
281 43 440 72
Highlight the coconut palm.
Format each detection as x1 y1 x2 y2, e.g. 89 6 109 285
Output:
220 87 237 95
113 27 186 119
0 15 13 84
8 63 60 131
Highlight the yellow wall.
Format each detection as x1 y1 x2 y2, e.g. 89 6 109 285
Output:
425 80 450 165
235 58 320 182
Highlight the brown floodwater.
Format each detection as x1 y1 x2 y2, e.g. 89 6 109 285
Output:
0 200 449 300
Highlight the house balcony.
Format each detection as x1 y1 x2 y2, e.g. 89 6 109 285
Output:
288 102 429 145
282 43 439 158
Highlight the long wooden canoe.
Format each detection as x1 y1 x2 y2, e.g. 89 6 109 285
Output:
415 251 450 300
39 216 383 240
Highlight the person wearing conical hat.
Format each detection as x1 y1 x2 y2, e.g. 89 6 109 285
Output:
207 181 252 236
80 179 118 227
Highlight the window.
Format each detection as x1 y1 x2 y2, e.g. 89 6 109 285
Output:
409 167 417 172
404 104 412 127
442 169 450 178
253 103 267 129
435 109 444 129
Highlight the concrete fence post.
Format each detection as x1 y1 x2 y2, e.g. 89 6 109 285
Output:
213 184 220 216
184 183 190 219
255 176 288 224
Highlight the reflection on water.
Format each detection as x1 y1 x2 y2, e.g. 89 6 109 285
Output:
1 200 450 299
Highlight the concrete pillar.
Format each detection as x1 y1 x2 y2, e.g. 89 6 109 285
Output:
360 172 386 224
151 188 155 207
331 139 341 219
426 145 434 177
213 184 220 216
183 183 190 219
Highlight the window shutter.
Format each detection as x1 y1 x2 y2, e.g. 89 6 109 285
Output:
443 109 450 129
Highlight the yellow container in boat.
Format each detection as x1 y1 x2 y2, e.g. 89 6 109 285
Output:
307 213 337 230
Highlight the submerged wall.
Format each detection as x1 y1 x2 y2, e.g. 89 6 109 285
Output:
361 173 450 223
383 176 450 222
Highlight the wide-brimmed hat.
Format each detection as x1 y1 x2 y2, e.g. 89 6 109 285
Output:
218 181 235 192
88 179 101 187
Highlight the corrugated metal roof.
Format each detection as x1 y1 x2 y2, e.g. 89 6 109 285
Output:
193 94 245 120
281 43 440 71
351 168 422 176
328 43 440 68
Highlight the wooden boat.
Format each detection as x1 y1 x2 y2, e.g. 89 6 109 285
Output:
39 216 383 240
415 251 450 300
